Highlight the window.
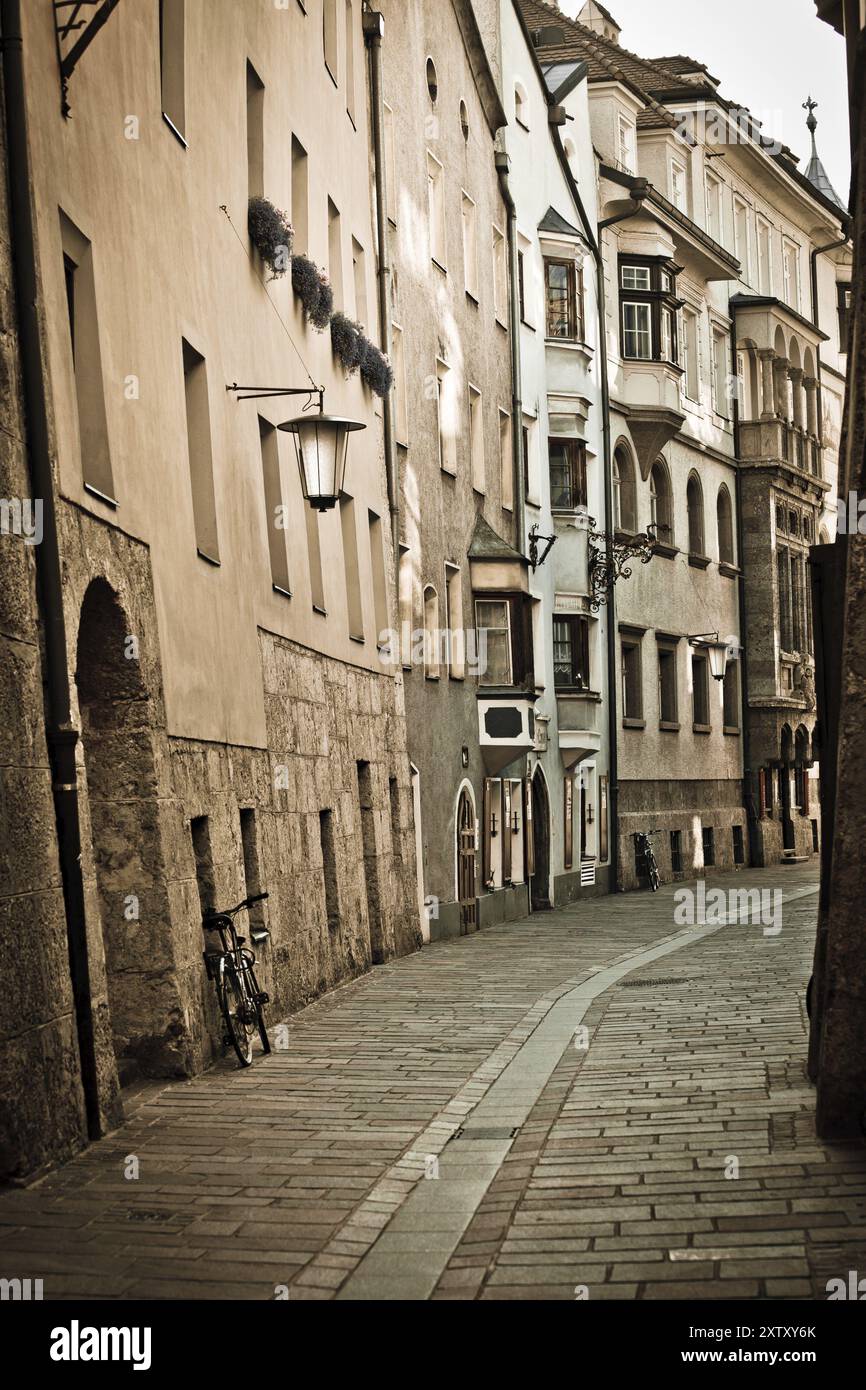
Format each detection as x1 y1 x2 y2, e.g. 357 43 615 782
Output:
459 99 469 142
613 446 637 532
352 238 367 327
398 546 412 664
670 829 683 874
732 824 745 864
545 258 582 340
658 644 678 725
436 359 457 475
475 599 512 686
783 240 800 310
619 259 679 362
159 0 186 141
328 198 343 307
426 57 438 102
306 507 325 612
756 217 771 295
469 385 484 492
190 815 215 914
686 473 705 556
239 809 265 931
319 810 340 931
423 586 440 678
391 323 408 443
702 826 715 867
712 328 729 416
493 226 507 323
291 136 308 252
259 418 290 595
621 637 643 720
246 61 264 201
518 248 527 323
733 196 750 278
60 212 114 503
837 282 852 354
499 410 513 512
649 461 672 540
705 171 722 242
692 652 710 728
462 193 478 299
553 615 590 690
682 307 699 401
717 484 734 564
618 115 636 173
777 545 793 651
323 0 338 82
340 495 364 639
345 0 356 123
383 103 397 223
549 438 587 510
723 660 739 729
522 416 536 502
445 564 465 678
368 511 389 644
182 339 219 562
670 158 687 212
514 82 529 129
428 152 446 268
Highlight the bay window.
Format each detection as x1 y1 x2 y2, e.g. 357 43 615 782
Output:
475 599 513 685
549 438 587 511
619 257 681 364
545 257 583 340
553 615 590 690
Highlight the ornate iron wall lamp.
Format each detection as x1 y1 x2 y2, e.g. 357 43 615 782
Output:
528 523 557 570
579 515 659 612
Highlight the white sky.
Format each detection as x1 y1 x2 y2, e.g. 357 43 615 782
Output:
592 0 851 203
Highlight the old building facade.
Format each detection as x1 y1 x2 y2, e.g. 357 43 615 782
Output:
0 0 421 1182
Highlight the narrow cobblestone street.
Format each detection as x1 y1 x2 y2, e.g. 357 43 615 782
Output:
2 864 864 1302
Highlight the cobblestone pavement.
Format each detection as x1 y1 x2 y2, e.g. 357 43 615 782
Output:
2 863 864 1301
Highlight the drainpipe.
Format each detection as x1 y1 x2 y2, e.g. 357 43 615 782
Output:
729 319 758 866
810 225 850 492
1 0 101 1136
554 148 648 891
495 151 525 554
363 10 399 565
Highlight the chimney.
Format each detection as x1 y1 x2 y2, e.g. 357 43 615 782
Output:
572 2 622 44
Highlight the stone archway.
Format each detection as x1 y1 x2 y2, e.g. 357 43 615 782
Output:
75 578 189 1086
531 767 551 910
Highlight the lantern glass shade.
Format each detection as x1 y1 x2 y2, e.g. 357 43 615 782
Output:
278 414 365 511
706 639 728 681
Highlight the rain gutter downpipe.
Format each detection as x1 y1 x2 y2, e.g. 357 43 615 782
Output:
729 314 758 865
1 0 101 1137
495 151 525 554
363 9 399 565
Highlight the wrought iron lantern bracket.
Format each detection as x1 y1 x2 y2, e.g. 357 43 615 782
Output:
583 517 659 612
528 523 557 571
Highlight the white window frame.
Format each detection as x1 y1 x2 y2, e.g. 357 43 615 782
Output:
427 150 446 270
469 383 484 494
618 114 636 174
461 191 478 300
670 157 687 212
622 301 652 359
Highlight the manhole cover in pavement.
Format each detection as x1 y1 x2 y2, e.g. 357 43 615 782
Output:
451 1126 519 1141
621 977 687 988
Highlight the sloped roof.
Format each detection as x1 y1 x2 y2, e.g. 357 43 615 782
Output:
468 512 526 563
538 205 583 237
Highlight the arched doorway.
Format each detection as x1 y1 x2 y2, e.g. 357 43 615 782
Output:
531 767 551 910
75 578 184 1088
456 784 477 933
780 724 795 851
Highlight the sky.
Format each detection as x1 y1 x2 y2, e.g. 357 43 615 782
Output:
576 0 851 202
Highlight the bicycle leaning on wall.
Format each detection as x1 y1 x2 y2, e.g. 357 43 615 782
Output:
634 831 661 892
202 893 271 1066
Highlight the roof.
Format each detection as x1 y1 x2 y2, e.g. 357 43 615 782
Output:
468 513 526 563
804 151 846 212
517 0 849 223
538 205 583 237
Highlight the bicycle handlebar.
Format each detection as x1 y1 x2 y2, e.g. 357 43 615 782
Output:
203 891 269 922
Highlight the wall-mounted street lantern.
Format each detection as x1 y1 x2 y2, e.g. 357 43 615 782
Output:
688 632 733 681
227 383 366 512
528 523 557 570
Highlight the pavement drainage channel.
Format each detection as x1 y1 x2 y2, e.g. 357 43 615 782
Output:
334 885 819 1302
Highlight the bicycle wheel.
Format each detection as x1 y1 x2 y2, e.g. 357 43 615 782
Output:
649 859 660 891
248 965 271 1054
218 962 255 1066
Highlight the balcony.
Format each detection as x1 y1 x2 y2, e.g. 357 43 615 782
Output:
556 689 602 768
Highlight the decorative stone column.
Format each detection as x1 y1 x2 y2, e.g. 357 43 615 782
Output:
772 356 789 419
789 365 805 430
804 375 819 439
758 349 776 420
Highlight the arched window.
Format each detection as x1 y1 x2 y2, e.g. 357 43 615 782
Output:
687 473 705 556
614 444 637 533
649 460 672 541
426 57 438 103
717 484 734 565
423 585 440 679
459 99 469 142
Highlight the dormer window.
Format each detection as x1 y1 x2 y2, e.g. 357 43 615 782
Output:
619 256 681 365
617 115 636 174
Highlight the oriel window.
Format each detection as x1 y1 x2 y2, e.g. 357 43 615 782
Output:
553 615 590 691
549 438 587 511
545 258 582 340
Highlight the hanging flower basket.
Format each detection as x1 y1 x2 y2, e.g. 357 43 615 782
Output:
291 254 333 330
360 339 394 398
247 197 293 279
330 312 367 374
